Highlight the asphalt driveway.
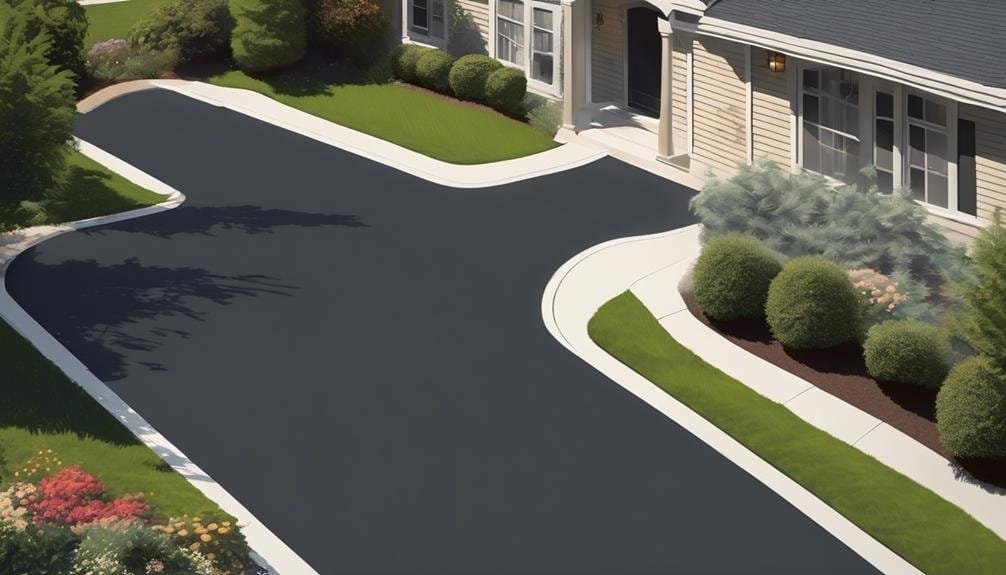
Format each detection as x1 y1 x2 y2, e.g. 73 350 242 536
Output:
7 90 876 574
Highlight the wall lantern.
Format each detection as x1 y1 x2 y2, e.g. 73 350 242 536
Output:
767 51 786 73
593 11 604 28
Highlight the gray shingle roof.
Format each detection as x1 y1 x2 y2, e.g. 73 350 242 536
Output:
704 0 1006 89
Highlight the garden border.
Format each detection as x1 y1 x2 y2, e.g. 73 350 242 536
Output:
541 223 1006 574
0 138 319 575
77 79 608 187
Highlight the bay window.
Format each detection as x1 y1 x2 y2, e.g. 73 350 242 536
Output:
495 0 560 91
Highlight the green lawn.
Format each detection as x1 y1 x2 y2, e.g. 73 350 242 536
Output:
589 291 1006 575
208 66 559 164
0 151 227 521
84 0 171 47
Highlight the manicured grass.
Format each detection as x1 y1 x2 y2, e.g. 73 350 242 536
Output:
84 0 172 47
588 291 1006 575
0 149 164 231
0 317 229 521
208 66 559 164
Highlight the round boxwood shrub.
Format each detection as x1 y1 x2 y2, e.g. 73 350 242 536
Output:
391 43 428 84
692 233 782 321
485 66 526 115
863 320 951 389
448 53 501 101
936 355 1006 459
765 256 861 349
229 0 306 73
415 48 454 94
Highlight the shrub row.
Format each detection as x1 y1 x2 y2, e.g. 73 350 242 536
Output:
391 45 527 116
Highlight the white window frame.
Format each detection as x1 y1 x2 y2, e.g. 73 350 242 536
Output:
492 0 561 95
407 0 447 46
797 63 864 184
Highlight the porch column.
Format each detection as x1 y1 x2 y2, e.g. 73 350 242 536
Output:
561 0 578 130
656 16 674 160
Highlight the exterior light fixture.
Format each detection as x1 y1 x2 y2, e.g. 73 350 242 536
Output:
767 51 786 73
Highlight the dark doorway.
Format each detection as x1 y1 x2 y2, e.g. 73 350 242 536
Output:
626 6 661 116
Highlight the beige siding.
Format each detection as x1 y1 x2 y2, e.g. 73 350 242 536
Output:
691 36 747 173
961 104 1006 221
750 47 791 167
457 0 490 46
590 0 624 103
672 34 688 152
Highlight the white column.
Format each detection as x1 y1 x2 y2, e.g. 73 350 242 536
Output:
561 0 578 130
656 16 674 160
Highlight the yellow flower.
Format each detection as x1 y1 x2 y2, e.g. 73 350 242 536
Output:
200 533 212 542
189 542 201 551
218 527 230 534
177 529 189 537
207 523 218 531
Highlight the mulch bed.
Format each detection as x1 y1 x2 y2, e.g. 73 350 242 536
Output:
682 290 1006 489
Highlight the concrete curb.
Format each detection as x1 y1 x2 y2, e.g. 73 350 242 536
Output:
541 224 924 575
0 139 319 575
77 79 609 189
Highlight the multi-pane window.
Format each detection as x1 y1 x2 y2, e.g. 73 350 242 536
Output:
531 8 554 84
497 0 525 66
411 0 444 39
874 91 895 193
907 93 949 209
802 68 861 182
495 1 559 89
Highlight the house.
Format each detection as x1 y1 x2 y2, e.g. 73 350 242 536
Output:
400 0 1006 230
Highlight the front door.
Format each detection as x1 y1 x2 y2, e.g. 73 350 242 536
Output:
626 6 661 116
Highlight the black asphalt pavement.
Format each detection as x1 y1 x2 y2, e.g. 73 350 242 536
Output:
8 90 876 574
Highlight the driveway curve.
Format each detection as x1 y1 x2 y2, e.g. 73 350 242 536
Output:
7 89 876 574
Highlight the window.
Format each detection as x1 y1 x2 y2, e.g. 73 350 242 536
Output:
958 119 977 216
497 0 525 66
906 93 949 209
411 0 444 39
495 1 559 90
801 68 861 182
874 91 895 193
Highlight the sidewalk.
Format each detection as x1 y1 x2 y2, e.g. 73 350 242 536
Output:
542 223 1006 574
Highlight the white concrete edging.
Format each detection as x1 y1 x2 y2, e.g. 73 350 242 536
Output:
0 138 318 575
79 79 608 189
541 224 924 575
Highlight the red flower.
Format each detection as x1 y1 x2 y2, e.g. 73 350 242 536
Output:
27 466 148 526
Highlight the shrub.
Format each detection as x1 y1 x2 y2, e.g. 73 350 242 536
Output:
129 0 235 62
0 2 76 203
525 93 562 136
0 525 74 574
448 53 500 101
960 210 1006 374
152 515 256 574
415 48 453 93
308 0 386 62
85 40 178 82
28 466 149 527
72 520 217 575
936 356 1006 459
7 0 87 81
390 43 428 83
693 233 782 321
229 0 306 73
863 320 951 389
766 257 861 349
689 162 970 307
485 66 526 115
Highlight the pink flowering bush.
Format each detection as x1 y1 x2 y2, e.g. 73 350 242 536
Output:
28 466 148 527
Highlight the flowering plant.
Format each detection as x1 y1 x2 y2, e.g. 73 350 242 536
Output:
28 466 149 527
153 515 258 573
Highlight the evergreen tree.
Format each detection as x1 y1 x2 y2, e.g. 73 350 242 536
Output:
229 0 306 73
962 210 1006 374
0 1 76 203
5 0 87 82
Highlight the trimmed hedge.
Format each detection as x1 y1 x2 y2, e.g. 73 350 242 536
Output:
693 234 782 321
766 257 861 349
863 320 951 389
448 53 500 101
130 0 235 62
391 43 428 84
415 48 454 94
936 355 1006 459
485 66 526 115
229 0 306 73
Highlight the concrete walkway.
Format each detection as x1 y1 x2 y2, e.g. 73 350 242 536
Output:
78 79 608 188
542 223 1006 566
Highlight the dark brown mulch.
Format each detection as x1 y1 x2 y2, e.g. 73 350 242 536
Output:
682 290 1006 489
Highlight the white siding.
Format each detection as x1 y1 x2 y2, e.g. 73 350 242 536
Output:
691 36 747 174
961 104 1006 221
750 46 791 167
589 0 625 103
457 0 490 48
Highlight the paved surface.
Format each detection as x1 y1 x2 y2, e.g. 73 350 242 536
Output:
8 90 876 574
